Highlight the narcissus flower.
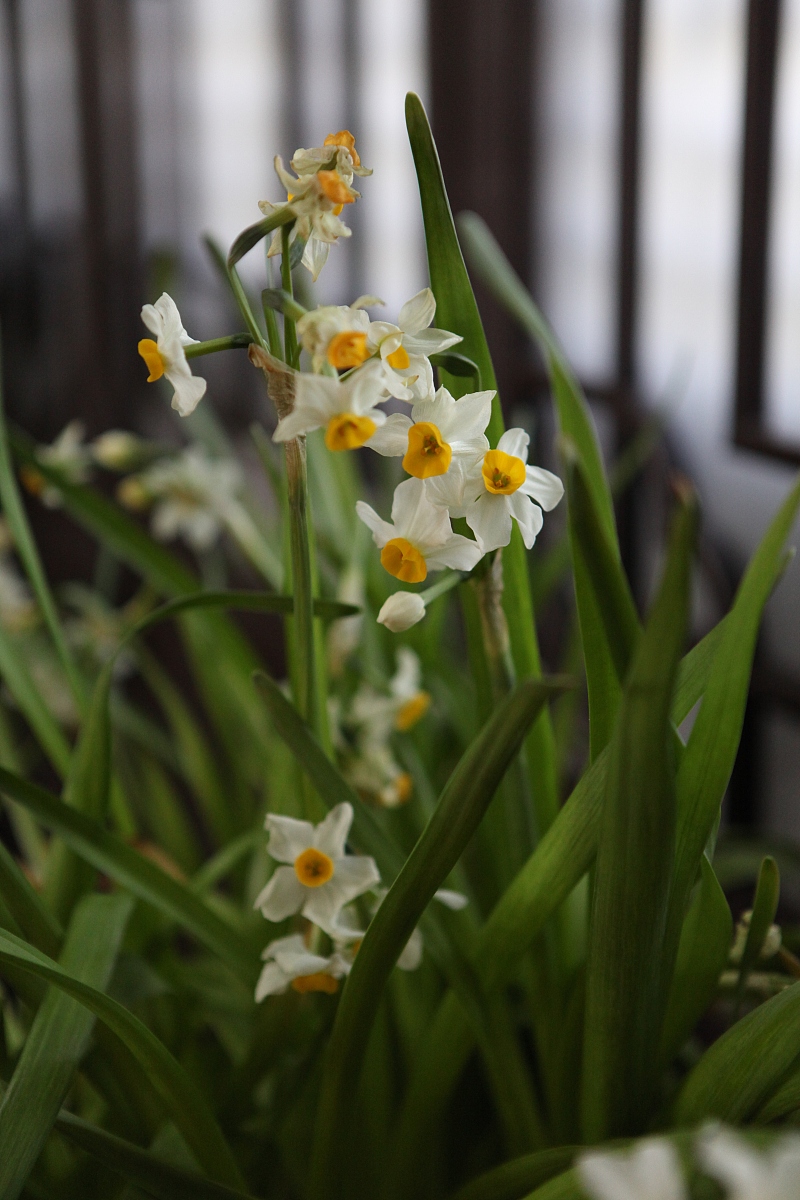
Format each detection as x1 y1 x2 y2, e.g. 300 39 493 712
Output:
261 131 371 281
430 428 564 552
296 297 381 372
697 1124 800 1199
364 288 462 401
272 361 388 450
255 934 351 1001
133 447 243 552
254 803 380 936
577 1138 687 1200
377 591 426 632
138 293 207 417
366 386 493 480
27 421 93 507
357 477 483 583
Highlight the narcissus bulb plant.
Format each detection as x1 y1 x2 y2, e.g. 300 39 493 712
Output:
5 94 800 1200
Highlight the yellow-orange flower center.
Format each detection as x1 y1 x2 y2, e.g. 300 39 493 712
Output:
294 847 335 888
138 338 165 383
291 972 339 994
19 466 45 497
324 413 376 452
380 538 427 583
402 422 452 479
386 344 410 370
318 170 356 207
328 331 370 370
117 477 150 512
482 449 526 495
324 129 361 167
395 691 431 732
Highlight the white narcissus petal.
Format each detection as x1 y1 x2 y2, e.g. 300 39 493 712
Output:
426 533 483 573
303 856 381 932
313 802 353 859
467 492 513 552
377 592 426 632
697 1125 800 1198
398 287 437 334
255 962 289 1000
578 1140 686 1200
425 458 483 515
264 814 316 862
254 866 306 921
405 356 433 399
434 888 469 910
403 328 462 356
356 501 395 548
437 390 495 442
302 237 330 281
391 478 451 549
497 427 530 461
366 413 412 457
166 364 207 418
520 465 565 511
397 928 424 970
508 491 544 549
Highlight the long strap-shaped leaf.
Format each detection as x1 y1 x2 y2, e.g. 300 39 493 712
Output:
309 678 569 1200
581 498 695 1141
0 894 130 1200
0 767 256 984
675 980 800 1124
448 1146 579 1200
0 839 62 958
405 92 560 844
0 925 245 1189
668 476 800 951
0 620 72 778
55 1111 259 1200
386 615 751 1195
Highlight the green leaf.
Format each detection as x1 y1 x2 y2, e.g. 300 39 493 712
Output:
0 923 246 1190
581 497 695 1141
0 893 131 1200
660 854 732 1063
405 91 559 845
0 766 256 984
227 208 295 267
54 1111 258 1200
388 614 730 1188
130 590 360 633
0 621 72 777
669 478 800 951
734 855 781 1010
429 351 481 384
561 445 640 685
0 840 62 958
43 663 114 922
674 980 800 1124
448 1147 578 1200
0 370 83 706
310 678 570 1200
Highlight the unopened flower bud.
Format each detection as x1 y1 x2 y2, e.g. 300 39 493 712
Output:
377 592 425 632
92 431 145 471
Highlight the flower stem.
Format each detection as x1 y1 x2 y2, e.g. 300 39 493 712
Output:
184 333 253 359
280 226 300 368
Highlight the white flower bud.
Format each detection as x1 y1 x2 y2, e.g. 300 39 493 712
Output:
92 431 144 471
377 592 425 632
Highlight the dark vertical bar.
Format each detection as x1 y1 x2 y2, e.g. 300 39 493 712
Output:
734 0 782 445
613 0 645 602
616 0 644 402
429 0 534 406
72 0 142 430
4 0 30 222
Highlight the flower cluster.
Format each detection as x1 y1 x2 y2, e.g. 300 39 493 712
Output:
253 800 466 999
577 1125 800 1200
132 131 564 631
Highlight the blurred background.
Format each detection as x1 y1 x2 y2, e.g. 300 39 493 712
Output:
1 0 799 840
